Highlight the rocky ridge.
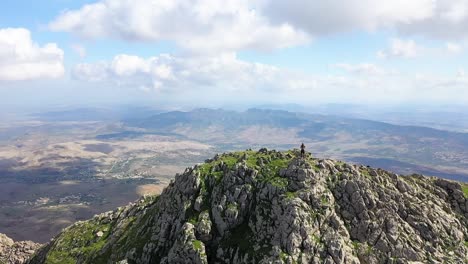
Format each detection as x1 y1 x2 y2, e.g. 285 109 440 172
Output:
0 233 40 264
28 149 468 263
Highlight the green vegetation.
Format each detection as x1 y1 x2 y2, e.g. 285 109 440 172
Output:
192 240 203 251
46 251 76 264
92 196 160 263
462 184 468 198
351 241 360 249
188 214 198 225
311 234 321 244
313 165 321 173
280 251 289 261
285 191 297 199
196 150 294 193
360 168 371 178
366 244 373 255
227 203 238 210
220 155 238 168
269 158 289 169
43 220 112 264
267 176 288 188
320 195 328 204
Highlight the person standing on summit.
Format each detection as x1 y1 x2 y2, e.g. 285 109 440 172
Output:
300 143 305 158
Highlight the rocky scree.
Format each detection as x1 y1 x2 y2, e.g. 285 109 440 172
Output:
0 233 40 264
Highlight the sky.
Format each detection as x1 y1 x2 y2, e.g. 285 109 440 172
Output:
1 0 468 110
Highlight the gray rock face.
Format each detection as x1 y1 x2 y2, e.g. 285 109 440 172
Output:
28 150 468 264
0 233 40 264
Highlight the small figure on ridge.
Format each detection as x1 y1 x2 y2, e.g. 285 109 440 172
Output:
300 143 305 158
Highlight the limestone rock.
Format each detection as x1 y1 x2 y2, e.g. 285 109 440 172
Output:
27 149 468 264
0 233 40 264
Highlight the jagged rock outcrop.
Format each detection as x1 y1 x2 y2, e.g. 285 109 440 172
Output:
28 149 468 263
0 233 40 264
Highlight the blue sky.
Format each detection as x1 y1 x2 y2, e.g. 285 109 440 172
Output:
1 0 467 110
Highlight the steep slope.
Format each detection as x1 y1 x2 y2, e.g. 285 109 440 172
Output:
0 233 40 264
29 149 468 263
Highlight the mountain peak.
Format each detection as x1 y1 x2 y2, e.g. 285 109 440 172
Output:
29 149 468 263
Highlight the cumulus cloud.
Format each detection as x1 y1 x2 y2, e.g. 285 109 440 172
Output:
49 0 310 53
264 0 468 41
398 0 468 40
0 28 64 81
264 0 435 35
70 52 468 104
48 0 468 56
72 53 285 94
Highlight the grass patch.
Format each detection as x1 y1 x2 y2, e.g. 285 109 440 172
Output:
320 195 328 204
313 165 321 172
192 240 203 251
269 158 289 169
44 219 113 264
45 251 76 264
285 191 297 199
462 184 468 198
268 176 288 188
280 252 289 261
360 169 371 178
221 155 238 167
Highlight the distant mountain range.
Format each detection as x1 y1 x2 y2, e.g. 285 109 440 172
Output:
121 108 468 182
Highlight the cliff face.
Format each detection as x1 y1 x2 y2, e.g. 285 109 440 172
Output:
28 149 468 264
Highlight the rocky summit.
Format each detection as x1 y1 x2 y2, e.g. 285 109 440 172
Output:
27 149 467 264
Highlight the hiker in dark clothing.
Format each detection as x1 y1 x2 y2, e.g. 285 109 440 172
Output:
300 143 305 158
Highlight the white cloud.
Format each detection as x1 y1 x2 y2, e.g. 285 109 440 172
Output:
49 0 310 54
72 61 109 82
334 63 386 75
0 28 64 81
48 0 468 56
378 39 464 59
263 0 435 35
378 38 421 59
71 52 468 104
72 53 285 93
264 0 468 41
398 0 468 40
